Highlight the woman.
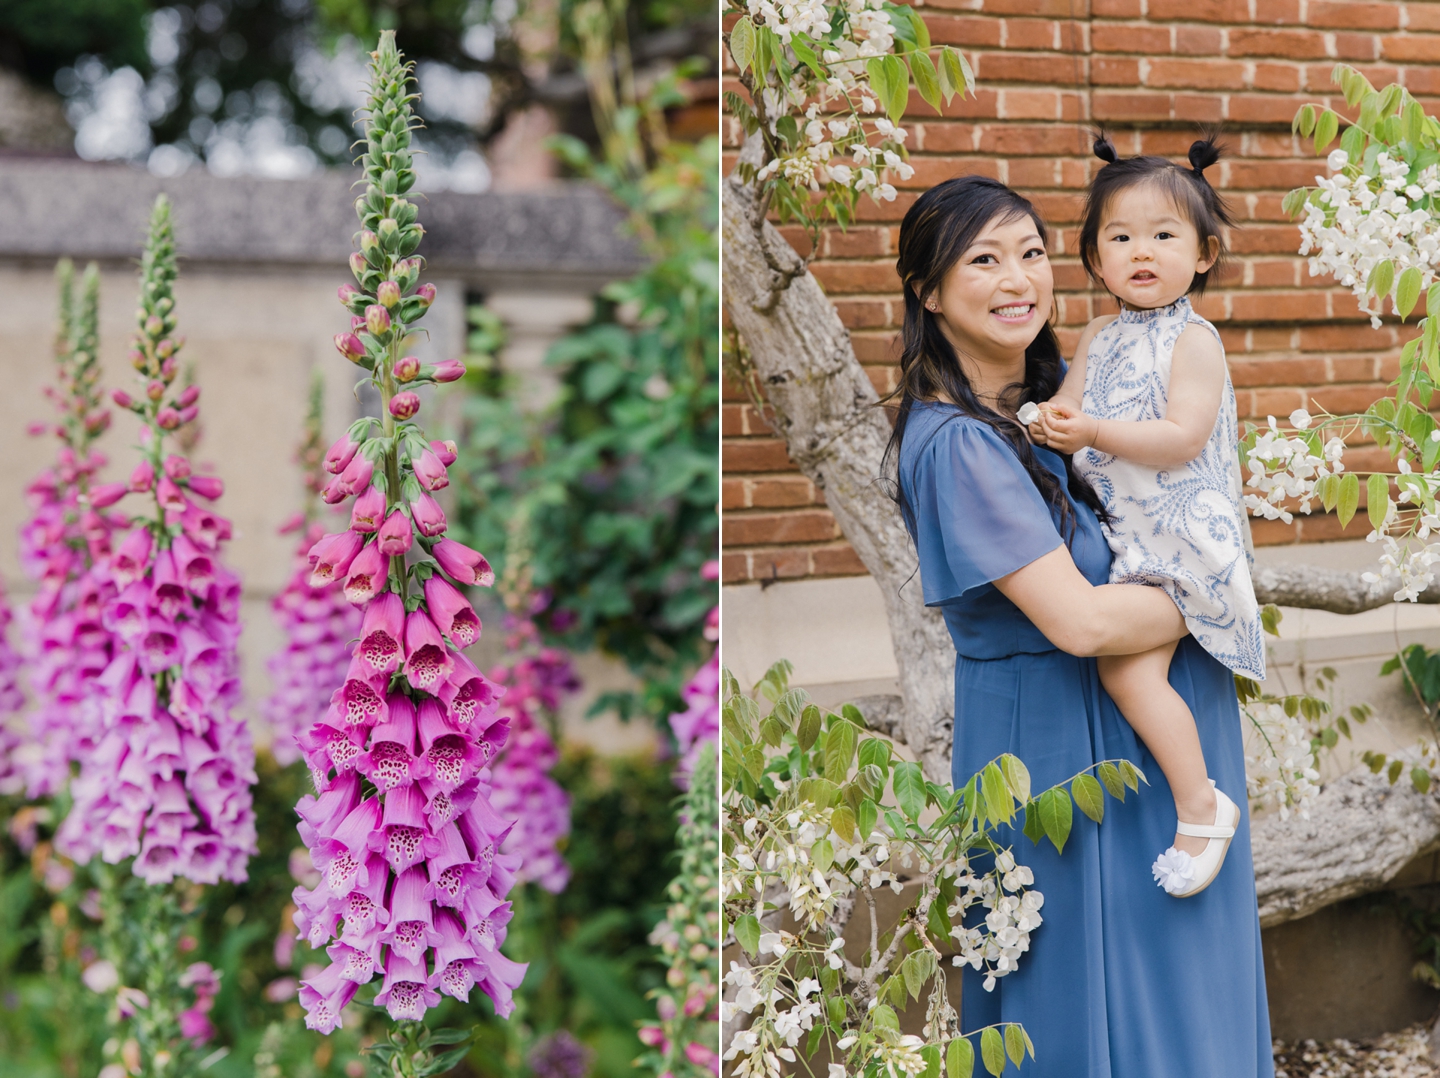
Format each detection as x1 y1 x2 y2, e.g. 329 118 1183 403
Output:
885 176 1272 1077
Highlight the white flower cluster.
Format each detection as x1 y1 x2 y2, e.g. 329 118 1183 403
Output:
1298 148 1440 329
1243 703 1321 820
754 103 911 203
1243 411 1346 524
1357 454 1440 601
946 849 1044 992
723 960 826 1077
747 0 833 44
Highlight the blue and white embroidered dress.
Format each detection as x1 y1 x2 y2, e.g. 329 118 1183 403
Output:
1074 297 1266 680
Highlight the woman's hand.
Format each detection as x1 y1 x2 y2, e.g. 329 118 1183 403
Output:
1037 399 1098 454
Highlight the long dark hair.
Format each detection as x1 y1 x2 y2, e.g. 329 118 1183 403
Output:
882 175 1109 539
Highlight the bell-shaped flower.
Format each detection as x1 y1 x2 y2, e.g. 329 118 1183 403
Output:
172 534 215 595
299 720 366 788
342 541 388 605
438 652 501 728
409 492 447 537
381 867 442 961
308 530 364 587
293 878 343 948
312 795 382 894
179 503 228 550
422 821 486 909
150 551 187 621
298 960 360 1034
111 528 154 588
420 775 479 832
412 450 448 491
138 617 182 674
373 950 439 1022
428 910 485 1000
106 581 153 641
358 591 404 674
325 432 361 475
403 609 453 691
187 475 223 501
129 459 155 492
180 624 227 700
331 655 389 727
367 783 436 872
430 440 458 466
462 883 511 953
417 698 488 791
377 510 413 556
350 486 386 532
424 576 480 647
336 453 374 497
296 772 361 848
432 538 494 588
356 695 422 790
156 475 188 512
329 940 382 985
339 857 391 942
477 948 527 1019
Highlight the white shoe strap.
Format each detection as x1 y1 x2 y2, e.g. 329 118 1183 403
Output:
1175 820 1235 839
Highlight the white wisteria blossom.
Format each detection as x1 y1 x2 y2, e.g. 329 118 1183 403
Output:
1243 703 1322 819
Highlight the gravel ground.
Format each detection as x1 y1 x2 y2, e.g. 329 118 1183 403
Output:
1274 1026 1440 1077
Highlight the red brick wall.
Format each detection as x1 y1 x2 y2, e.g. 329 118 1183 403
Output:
721 0 1440 587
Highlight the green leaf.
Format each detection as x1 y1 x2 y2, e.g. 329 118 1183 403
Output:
1118 759 1144 792
759 715 786 747
1295 103 1317 137
1341 120 1367 160
1261 603 1283 637
1021 798 1045 844
901 950 928 999
941 47 970 103
1389 758 1405 785
981 762 1013 824
981 1027 1006 1076
920 1045 942 1078
857 798 878 840
1004 1025 1026 1068
858 737 892 774
1038 789 1072 854
893 761 927 820
1368 472 1390 531
813 838 835 874
825 719 858 782
1314 108 1339 153
1406 98 1427 144
881 54 910 121
798 705 823 751
873 1003 900 1033
1414 767 1432 794
1072 774 1105 823
831 804 857 843
827 993 846 1026
729 18 755 74
1097 761 1125 801
1398 266 1424 320
734 914 761 956
910 50 942 113
946 1037 976 1078
1369 258 1396 303
422 1045 475 1075
423 1028 473 1048
1337 472 1360 528
999 754 1031 803
789 35 826 82
842 702 867 728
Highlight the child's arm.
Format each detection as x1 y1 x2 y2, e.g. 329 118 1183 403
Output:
1027 316 1113 445
1038 324 1227 467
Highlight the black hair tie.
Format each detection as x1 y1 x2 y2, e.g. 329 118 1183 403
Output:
1093 132 1118 164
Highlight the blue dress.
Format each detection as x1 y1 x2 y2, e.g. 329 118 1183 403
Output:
897 402 1272 1078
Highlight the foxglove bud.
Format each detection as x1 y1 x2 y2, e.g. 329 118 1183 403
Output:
377 510 413 556
157 408 181 430
412 450 448 492
156 475 186 511
349 251 367 278
178 385 200 408
409 492 447 537
113 389 135 409
89 483 128 508
361 230 380 258
326 434 361 475
147 380 165 401
337 454 375 497
145 314 164 336
432 360 465 383
164 455 191 480
157 338 176 359
415 283 436 308
321 475 348 505
338 284 360 307
161 358 177 381
178 406 199 425
129 460 155 492
343 542 389 605
430 440 458 466
378 218 399 245
351 486 387 532
334 334 366 364
365 306 391 337
377 281 401 308
432 538 494 588
85 410 111 434
129 349 146 370
389 392 420 420
395 356 421 383
188 476 223 500
351 315 366 332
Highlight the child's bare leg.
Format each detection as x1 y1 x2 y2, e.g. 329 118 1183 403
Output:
1097 642 1216 858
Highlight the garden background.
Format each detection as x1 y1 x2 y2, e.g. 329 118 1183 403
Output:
0 0 718 1073
719 0 1440 1050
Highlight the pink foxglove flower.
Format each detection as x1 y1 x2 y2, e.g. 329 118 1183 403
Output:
0 582 28 796
487 609 578 894
293 33 525 1036
668 567 719 789
56 197 257 888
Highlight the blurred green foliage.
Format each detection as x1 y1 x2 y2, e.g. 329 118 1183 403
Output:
0 0 148 86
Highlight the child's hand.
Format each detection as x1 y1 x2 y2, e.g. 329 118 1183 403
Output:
1021 400 1058 445
1038 399 1099 454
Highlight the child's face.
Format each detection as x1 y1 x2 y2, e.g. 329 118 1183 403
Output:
1094 182 1216 310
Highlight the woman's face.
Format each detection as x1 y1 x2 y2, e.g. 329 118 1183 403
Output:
929 212 1053 372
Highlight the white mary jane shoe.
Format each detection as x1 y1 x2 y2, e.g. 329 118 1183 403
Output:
1150 782 1238 899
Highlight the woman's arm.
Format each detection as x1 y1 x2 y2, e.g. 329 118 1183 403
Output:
994 546 1187 656
1037 324 1227 467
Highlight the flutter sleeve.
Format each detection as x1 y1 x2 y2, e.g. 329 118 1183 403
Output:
905 416 1064 606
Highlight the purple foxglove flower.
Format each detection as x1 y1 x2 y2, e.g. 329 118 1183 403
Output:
342 541 388 606
298 961 360 1034
89 482 127 508
187 475 223 500
376 280 401 308
424 576 480 647
156 407 181 430
112 528 154 588
356 695 420 790
416 699 488 791
180 503 228 550
427 910 491 1002
412 449 449 491
312 795 382 894
365 305 391 336
350 486 387 532
334 333 366 364
299 720 365 787
172 534 215 594
308 530 364 587
336 453 375 497
367 783 436 872
380 867 441 961
438 651 501 728
432 538 495 587
430 439 458 465
338 860 391 940
374 950 440 1021
330 655 389 728
329 940 381 984
377 509 413 556
415 282 436 308
420 775 478 831
129 459 155 491
164 455 191 480
178 1005 216 1044
326 433 361 475
432 359 466 383
403 609 453 691
395 355 421 382
357 591 405 675
668 651 719 790
409 491 447 537
389 392 420 420
321 474 348 504
296 772 361 847
421 820 486 909
156 475 187 512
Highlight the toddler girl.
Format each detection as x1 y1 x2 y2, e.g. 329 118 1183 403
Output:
1026 134 1265 898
